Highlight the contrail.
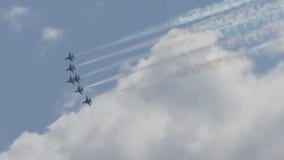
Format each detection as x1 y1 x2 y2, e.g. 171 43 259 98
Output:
85 0 284 96
218 10 283 39
79 0 283 67
79 31 211 68
118 36 284 92
221 22 282 49
86 44 216 89
169 39 284 78
83 53 147 78
83 18 283 79
86 37 283 89
78 0 253 55
83 12 283 83
83 36 222 79
78 38 157 67
248 37 284 53
189 0 283 35
87 74 122 88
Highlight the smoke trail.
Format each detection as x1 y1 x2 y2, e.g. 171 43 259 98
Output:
84 0 283 92
79 0 283 67
86 37 283 90
218 10 283 40
87 56 232 90
82 33 212 77
221 22 282 50
169 38 284 79
86 75 121 88
117 55 238 92
119 39 283 92
85 44 216 89
78 39 157 67
83 53 147 78
83 16 283 81
83 21 280 77
195 1 281 29
80 29 215 68
248 37 284 54
83 19 283 80
78 0 253 55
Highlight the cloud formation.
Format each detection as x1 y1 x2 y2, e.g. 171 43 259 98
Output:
4 6 29 31
42 27 63 41
1 29 284 160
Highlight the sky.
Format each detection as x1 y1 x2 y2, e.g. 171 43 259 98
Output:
0 0 284 159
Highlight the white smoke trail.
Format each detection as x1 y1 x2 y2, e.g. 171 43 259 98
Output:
86 56 228 90
78 0 253 55
83 19 283 79
85 44 216 89
86 74 121 88
83 53 147 78
218 11 283 40
78 39 157 67
117 37 284 92
170 38 284 78
248 37 284 54
190 0 283 34
79 0 283 67
83 18 283 82
83 21 280 77
221 21 282 49
86 37 283 89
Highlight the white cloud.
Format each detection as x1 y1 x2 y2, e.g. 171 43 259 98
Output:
1 29 284 160
38 27 64 58
4 6 29 32
7 6 28 18
42 27 63 41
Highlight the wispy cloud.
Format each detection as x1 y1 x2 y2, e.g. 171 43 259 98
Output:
4 6 29 32
38 27 64 58
42 27 63 41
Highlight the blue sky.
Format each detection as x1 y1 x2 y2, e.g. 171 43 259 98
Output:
0 0 218 151
0 0 284 159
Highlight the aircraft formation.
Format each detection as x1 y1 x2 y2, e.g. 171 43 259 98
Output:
65 53 92 106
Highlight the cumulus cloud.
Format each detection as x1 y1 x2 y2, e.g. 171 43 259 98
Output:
1 29 284 160
4 6 29 32
42 27 63 41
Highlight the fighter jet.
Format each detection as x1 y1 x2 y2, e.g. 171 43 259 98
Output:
83 96 92 106
65 52 75 62
75 85 84 95
74 74 81 84
66 76 75 85
66 64 76 73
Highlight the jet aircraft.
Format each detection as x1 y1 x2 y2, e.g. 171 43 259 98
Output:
75 85 84 95
66 76 75 85
66 64 76 73
65 52 75 62
83 96 92 105
74 74 81 84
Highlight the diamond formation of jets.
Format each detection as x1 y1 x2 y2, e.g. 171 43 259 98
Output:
65 53 92 106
